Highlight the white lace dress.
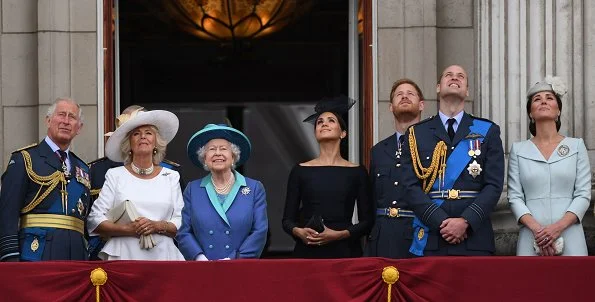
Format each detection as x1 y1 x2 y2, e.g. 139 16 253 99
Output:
87 166 185 260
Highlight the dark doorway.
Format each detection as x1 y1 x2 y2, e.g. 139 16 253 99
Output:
117 0 352 256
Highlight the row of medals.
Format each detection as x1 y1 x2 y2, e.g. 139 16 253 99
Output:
61 162 85 217
467 139 482 178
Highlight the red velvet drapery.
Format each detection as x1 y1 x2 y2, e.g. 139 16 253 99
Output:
0 257 591 301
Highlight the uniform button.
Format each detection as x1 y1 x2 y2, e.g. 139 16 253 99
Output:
209 230 214 235
396 164 401 167
67 180 71 183
392 201 397 205
225 231 230 235
451 146 455 150
225 245 230 249
393 181 398 186
377 173 380 177
208 244 213 249
71 209 76 214
426 156 430 160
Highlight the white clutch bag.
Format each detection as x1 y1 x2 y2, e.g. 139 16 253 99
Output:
107 200 156 250
533 237 564 256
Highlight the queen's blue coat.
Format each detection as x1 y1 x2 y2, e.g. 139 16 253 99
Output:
176 171 268 260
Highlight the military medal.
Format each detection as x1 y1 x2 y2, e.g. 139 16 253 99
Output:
468 140 482 157
467 141 475 157
77 199 85 216
474 139 482 156
75 167 91 189
557 144 569 157
467 160 482 178
62 162 71 178
31 237 39 252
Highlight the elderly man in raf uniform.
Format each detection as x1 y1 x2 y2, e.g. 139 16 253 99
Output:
0 97 90 261
86 105 183 260
400 65 504 256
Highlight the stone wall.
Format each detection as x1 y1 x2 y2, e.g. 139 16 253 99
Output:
0 0 99 171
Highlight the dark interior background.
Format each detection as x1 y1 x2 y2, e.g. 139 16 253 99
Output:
118 0 351 256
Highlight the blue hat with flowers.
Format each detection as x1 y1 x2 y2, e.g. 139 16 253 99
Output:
187 124 252 168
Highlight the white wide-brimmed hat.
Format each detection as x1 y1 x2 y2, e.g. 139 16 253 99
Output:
105 110 179 162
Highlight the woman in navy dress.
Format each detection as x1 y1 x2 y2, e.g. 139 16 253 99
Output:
282 97 373 258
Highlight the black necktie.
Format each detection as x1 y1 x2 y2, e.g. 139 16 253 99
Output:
398 135 405 149
447 118 456 141
57 150 67 163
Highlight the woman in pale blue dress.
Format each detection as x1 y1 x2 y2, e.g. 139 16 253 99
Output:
508 76 591 256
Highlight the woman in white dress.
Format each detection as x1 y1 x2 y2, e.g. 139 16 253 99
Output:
508 76 591 256
87 109 184 260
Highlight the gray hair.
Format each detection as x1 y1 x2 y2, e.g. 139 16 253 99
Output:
46 97 84 123
120 125 167 165
196 142 241 171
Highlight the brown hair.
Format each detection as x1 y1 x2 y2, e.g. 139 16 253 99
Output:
389 78 424 103
526 93 562 136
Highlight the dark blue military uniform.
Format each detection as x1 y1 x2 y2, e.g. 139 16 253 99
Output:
400 113 504 256
0 140 91 261
365 133 417 259
87 157 184 260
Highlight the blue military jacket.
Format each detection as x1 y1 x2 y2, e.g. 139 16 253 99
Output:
0 140 91 261
365 134 417 258
176 171 268 260
400 113 504 255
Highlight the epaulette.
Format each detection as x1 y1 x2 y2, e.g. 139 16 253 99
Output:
162 159 181 167
405 115 434 134
12 143 37 153
88 156 108 167
469 114 495 124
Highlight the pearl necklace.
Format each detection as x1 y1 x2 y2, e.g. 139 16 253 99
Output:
212 173 234 194
131 162 154 175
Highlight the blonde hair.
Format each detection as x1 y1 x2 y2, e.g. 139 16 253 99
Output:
120 125 167 164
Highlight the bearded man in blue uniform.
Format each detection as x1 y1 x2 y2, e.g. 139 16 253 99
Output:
0 97 90 261
365 78 425 258
401 65 505 256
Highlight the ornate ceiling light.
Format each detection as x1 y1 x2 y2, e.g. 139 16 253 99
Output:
161 0 313 41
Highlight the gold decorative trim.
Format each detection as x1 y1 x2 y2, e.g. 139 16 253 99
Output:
20 214 84 235
382 266 400 302
90 268 108 302
90 189 101 197
20 150 67 214
408 127 447 193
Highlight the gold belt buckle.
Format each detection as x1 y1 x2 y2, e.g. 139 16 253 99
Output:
388 207 399 217
447 189 460 199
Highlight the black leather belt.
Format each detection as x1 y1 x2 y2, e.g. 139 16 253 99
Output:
376 208 415 218
428 190 480 200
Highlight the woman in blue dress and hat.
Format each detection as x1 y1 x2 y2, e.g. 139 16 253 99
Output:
176 124 268 260
508 76 591 256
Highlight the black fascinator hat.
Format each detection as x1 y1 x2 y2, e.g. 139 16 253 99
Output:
302 95 357 130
